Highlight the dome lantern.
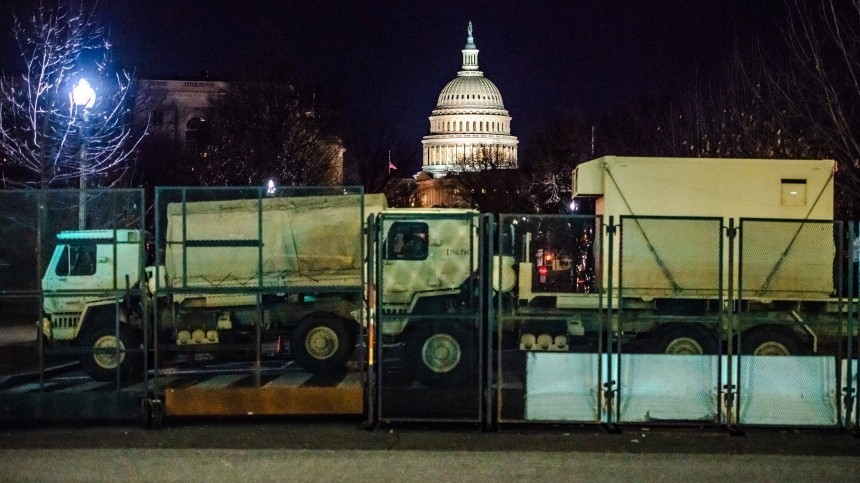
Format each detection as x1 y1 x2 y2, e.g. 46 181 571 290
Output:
462 21 479 71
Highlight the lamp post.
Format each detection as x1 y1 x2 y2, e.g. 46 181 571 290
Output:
71 78 95 229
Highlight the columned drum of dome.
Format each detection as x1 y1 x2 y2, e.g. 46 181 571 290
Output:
421 22 519 177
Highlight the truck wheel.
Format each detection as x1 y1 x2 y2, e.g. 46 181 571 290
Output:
290 316 356 373
646 323 719 355
741 325 807 356
405 322 476 388
78 319 142 382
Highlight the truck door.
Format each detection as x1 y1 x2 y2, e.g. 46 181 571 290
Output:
42 241 99 315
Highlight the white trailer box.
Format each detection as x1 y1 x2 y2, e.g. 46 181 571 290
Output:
573 156 836 300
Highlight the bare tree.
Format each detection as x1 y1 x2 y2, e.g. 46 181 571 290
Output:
767 0 860 217
342 119 418 194
0 1 144 189
662 1 859 216
193 81 342 187
447 145 533 213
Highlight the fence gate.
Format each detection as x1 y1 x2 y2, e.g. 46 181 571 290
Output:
371 211 487 423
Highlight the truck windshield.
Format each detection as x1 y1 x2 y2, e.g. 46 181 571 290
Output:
55 244 97 276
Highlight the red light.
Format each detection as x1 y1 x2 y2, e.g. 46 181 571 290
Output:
538 266 548 276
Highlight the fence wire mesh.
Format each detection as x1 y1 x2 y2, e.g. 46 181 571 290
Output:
495 214 604 423
736 219 843 427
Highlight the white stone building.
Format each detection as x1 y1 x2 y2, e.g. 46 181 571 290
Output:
420 22 518 177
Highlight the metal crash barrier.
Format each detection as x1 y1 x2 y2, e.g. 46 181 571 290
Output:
0 189 146 422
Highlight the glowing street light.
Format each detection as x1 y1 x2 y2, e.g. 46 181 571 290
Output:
71 79 96 109
71 78 95 229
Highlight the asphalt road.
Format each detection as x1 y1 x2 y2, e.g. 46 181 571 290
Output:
2 421 859 481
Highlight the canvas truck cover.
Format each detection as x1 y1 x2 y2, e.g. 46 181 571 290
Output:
165 193 387 291
572 156 837 299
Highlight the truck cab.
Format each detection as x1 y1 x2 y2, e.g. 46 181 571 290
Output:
42 229 143 340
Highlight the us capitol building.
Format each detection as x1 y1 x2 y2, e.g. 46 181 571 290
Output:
415 22 518 207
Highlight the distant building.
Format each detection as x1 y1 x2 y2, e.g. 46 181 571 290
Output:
135 78 227 155
416 22 519 207
134 77 344 184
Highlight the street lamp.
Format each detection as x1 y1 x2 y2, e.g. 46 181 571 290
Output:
70 78 95 229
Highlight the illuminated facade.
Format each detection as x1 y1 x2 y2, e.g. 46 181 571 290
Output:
420 22 518 177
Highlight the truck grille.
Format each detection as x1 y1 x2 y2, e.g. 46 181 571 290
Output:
51 315 80 329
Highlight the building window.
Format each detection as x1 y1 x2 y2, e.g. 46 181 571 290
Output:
151 109 164 126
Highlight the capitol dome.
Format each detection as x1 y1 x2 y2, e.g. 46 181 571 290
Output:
420 22 518 178
436 75 505 110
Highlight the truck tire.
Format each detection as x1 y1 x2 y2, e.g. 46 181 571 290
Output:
741 325 807 356
78 316 142 382
646 323 720 355
405 322 476 388
290 316 356 373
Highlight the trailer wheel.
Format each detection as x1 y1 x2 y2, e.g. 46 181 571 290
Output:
405 322 475 388
741 325 807 356
646 323 719 355
78 315 142 382
290 316 356 373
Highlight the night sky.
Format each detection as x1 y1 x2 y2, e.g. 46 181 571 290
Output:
1 0 789 172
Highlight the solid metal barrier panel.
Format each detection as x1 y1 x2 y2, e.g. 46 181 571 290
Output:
150 187 369 420
616 216 724 424
374 211 484 423
0 189 146 422
736 218 841 427
495 214 605 424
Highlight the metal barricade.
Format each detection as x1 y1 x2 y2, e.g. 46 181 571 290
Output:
615 216 724 425
0 189 146 422
495 214 605 424
735 218 841 427
371 211 486 423
147 186 368 422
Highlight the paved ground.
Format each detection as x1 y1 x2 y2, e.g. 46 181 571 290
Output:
1 421 859 481
0 325 35 347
